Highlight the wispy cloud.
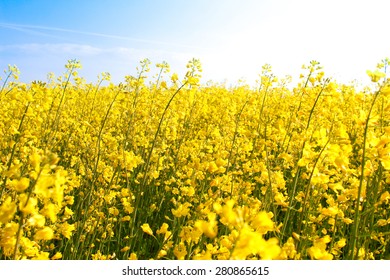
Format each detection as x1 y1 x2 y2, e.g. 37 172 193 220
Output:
0 43 196 62
0 23 63 40
0 22 210 51
0 43 104 56
0 42 202 82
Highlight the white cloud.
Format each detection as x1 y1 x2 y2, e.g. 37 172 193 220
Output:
0 43 103 56
0 43 202 83
0 22 210 51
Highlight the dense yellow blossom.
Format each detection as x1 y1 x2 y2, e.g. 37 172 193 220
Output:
1 58 390 260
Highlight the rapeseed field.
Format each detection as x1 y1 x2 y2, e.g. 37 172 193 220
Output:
1 58 390 260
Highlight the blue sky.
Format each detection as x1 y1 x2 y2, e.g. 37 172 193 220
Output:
1 0 389 85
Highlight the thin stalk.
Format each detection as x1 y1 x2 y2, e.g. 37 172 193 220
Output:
281 80 327 240
348 87 382 259
130 82 187 243
88 87 122 200
296 136 330 237
306 79 329 130
52 65 76 132
0 102 30 197
251 77 272 155
226 98 249 196
141 82 187 187
264 123 277 216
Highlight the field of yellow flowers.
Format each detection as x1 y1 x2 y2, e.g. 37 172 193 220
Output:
1 58 390 260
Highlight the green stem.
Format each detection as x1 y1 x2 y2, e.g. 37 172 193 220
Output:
131 82 187 240
349 86 382 259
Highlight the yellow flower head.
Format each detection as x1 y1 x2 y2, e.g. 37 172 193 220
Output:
366 69 385 83
307 235 333 260
195 212 218 238
58 222 76 239
171 202 191 218
156 223 169 235
34 226 54 241
40 203 59 223
251 211 275 235
173 242 187 260
18 194 38 215
171 73 179 83
10 177 30 192
141 223 154 236
27 214 46 228
0 197 17 224
51 252 63 260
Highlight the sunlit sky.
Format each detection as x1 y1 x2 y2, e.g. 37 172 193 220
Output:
1 0 389 86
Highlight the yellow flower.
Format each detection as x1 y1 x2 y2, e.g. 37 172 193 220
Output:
128 253 138 260
122 198 134 214
141 223 154 236
321 206 339 217
29 150 42 172
157 249 167 259
215 158 227 167
307 246 333 260
279 237 297 260
180 186 195 197
34 226 54 241
34 173 54 199
27 214 46 228
274 192 288 207
358 248 366 259
179 225 202 244
186 76 199 86
91 250 107 260
58 222 76 239
0 197 17 224
292 232 300 241
10 177 30 192
173 242 187 260
231 225 262 259
307 235 333 260
366 69 385 82
63 206 74 219
216 200 238 226
18 194 38 215
121 215 131 222
258 237 281 260
336 238 346 248
108 206 119 216
379 191 390 204
20 237 40 258
171 73 179 83
160 81 167 89
220 236 233 249
156 223 172 241
207 161 219 173
0 222 19 257
32 252 50 260
156 223 169 235
343 218 353 224
40 203 59 223
195 212 218 238
151 170 159 179
251 211 275 235
120 246 130 252
171 202 191 218
51 252 63 260
381 84 390 97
